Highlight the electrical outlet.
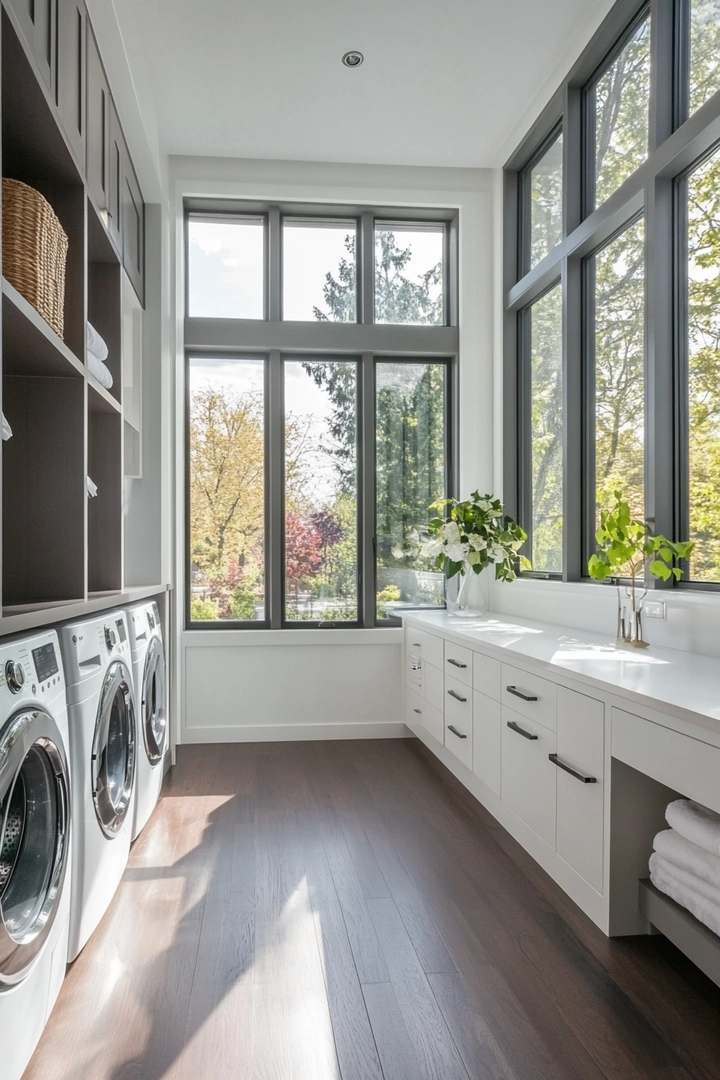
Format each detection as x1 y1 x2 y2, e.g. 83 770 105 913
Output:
644 600 666 620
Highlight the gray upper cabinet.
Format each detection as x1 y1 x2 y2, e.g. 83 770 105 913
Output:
57 0 87 171
122 156 144 303
5 0 56 91
107 100 124 256
87 27 110 220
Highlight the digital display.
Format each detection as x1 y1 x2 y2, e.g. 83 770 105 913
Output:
116 619 127 643
32 643 59 682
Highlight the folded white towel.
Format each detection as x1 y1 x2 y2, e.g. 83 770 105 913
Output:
87 352 113 389
86 321 108 362
649 854 720 938
654 828 720 889
666 799 720 857
87 476 98 498
649 851 720 909
1 413 12 441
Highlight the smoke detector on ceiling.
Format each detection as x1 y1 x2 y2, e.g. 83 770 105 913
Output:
342 51 364 68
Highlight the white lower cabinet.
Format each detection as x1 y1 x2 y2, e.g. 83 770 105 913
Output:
405 686 444 744
473 690 501 795
444 673 473 768
501 705 556 847
554 687 604 892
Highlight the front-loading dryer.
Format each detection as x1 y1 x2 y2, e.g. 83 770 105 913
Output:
0 629 72 1080
60 611 136 961
126 601 167 841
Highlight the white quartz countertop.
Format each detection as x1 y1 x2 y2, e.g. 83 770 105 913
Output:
402 609 720 735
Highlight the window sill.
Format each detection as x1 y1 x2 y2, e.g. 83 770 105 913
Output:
182 627 404 646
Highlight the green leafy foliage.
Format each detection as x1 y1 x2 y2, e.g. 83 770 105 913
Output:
587 491 695 587
423 492 529 584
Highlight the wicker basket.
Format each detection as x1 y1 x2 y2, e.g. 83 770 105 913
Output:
2 177 69 339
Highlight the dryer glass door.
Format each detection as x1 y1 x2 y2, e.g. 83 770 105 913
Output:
92 662 136 838
0 709 70 985
142 636 166 765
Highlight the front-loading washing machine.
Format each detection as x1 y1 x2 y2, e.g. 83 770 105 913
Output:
60 611 136 961
0 629 72 1080
126 601 167 841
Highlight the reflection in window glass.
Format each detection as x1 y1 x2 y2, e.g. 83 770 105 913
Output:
593 16 650 208
284 360 358 621
593 218 645 526
687 147 720 581
375 225 444 325
529 285 563 573
283 220 357 322
187 217 264 319
690 0 720 116
189 357 265 622
529 132 563 267
375 362 446 619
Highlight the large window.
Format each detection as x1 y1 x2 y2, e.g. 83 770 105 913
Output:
186 204 457 626
506 0 720 592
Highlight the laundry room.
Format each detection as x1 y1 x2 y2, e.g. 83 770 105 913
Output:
2 1 720 1078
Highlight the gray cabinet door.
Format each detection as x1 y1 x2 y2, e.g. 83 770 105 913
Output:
107 101 124 254
57 0 86 169
86 26 109 216
122 157 144 304
5 0 56 91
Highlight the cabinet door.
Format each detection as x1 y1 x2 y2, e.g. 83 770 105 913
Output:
107 101 124 254
555 687 605 893
501 706 556 848
6 0 56 90
122 156 144 304
444 674 473 769
57 0 86 169
86 27 109 215
473 690 501 796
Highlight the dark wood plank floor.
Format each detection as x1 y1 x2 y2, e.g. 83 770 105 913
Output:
25 739 720 1080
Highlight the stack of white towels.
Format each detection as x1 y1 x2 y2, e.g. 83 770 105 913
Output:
87 322 113 389
649 799 720 936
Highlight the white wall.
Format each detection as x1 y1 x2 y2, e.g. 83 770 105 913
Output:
169 156 496 742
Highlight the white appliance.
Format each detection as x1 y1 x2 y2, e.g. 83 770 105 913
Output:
126 601 167 841
60 612 136 961
0 630 72 1080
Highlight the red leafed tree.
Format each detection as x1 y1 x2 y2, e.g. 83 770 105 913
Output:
285 513 322 597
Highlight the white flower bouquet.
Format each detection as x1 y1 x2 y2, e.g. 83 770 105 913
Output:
422 492 530 583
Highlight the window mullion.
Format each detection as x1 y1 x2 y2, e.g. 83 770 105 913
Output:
360 352 376 626
360 212 374 324
562 257 583 581
268 350 284 627
268 207 281 321
650 0 676 149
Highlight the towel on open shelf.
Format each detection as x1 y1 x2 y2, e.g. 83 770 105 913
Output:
1 413 12 441
649 851 720 908
649 852 720 937
87 351 114 389
87 321 109 361
666 799 720 858
654 828 720 889
87 476 98 498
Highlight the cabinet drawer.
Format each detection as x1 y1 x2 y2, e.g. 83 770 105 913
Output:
444 674 473 769
501 663 557 731
473 690 502 796
406 647 424 695
406 687 443 744
473 652 502 701
405 625 444 672
612 707 720 815
444 641 473 686
502 706 556 847
425 662 444 712
555 687 604 893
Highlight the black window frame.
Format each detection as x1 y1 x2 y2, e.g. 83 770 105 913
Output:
519 122 564 277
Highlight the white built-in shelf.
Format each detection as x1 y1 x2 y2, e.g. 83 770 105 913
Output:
88 374 121 413
2 277 85 377
0 583 170 637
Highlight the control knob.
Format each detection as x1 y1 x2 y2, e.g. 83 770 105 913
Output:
104 626 116 651
5 660 25 694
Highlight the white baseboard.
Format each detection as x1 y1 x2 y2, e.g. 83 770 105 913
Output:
180 721 411 744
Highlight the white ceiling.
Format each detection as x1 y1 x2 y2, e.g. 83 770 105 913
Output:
117 0 613 170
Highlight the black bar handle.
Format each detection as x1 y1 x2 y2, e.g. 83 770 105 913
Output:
447 689 468 703
447 658 467 669
447 725 468 740
506 685 538 702
412 642 421 647
413 708 422 715
506 720 538 741
549 753 597 784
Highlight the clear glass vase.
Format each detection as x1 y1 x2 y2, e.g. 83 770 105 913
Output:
452 565 490 618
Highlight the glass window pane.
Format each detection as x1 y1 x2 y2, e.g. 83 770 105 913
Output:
529 285 563 573
687 146 720 581
282 219 357 322
593 218 645 527
187 217 264 319
375 224 444 325
284 360 358 622
376 362 447 619
529 132 563 267
189 357 265 622
593 17 650 209
690 0 720 116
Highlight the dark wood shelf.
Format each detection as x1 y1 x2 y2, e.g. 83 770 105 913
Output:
2 278 84 377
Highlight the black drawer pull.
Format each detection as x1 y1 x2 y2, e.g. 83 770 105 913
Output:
447 658 467 669
506 685 538 702
413 708 422 715
447 689 467 703
549 753 597 784
506 720 538 741
412 642 421 647
447 725 467 740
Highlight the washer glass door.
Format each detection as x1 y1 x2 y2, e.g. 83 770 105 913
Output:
0 709 70 985
142 636 166 765
92 662 135 838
